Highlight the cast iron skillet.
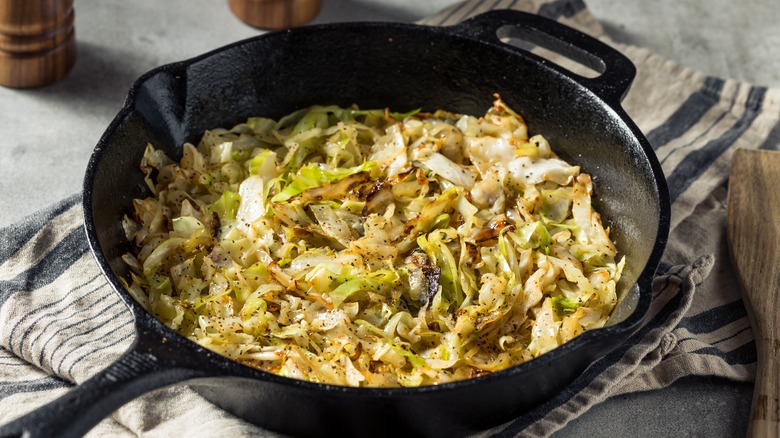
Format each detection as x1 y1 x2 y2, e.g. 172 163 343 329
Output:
0 10 669 438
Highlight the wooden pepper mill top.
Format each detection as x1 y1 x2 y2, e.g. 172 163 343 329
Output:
0 0 76 89
227 0 322 30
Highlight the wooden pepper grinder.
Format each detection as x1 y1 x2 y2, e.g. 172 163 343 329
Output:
228 0 322 30
0 0 76 88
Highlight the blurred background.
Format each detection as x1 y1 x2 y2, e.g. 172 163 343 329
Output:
1 0 778 227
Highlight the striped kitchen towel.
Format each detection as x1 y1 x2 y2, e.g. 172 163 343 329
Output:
2 0 779 436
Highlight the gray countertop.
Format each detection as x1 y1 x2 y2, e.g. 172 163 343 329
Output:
1 0 775 435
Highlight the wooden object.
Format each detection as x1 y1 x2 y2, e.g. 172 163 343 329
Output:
727 148 780 438
227 0 321 30
0 0 76 88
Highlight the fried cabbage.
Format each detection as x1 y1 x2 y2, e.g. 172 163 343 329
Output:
122 95 624 387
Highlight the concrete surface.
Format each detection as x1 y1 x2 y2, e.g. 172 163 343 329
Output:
1 0 776 435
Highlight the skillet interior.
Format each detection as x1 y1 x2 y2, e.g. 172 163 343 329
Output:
84 12 668 437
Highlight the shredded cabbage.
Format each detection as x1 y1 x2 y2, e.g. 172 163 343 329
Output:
123 95 624 387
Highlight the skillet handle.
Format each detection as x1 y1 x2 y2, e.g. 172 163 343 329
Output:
451 9 636 104
0 336 207 438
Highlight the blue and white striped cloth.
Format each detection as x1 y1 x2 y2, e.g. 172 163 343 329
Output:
2 0 778 436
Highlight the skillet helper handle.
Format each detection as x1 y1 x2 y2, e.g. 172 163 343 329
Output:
452 10 636 104
0 340 205 438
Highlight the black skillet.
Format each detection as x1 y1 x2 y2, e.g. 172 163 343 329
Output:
0 9 669 438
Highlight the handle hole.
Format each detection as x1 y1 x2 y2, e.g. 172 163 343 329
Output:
497 24 604 79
